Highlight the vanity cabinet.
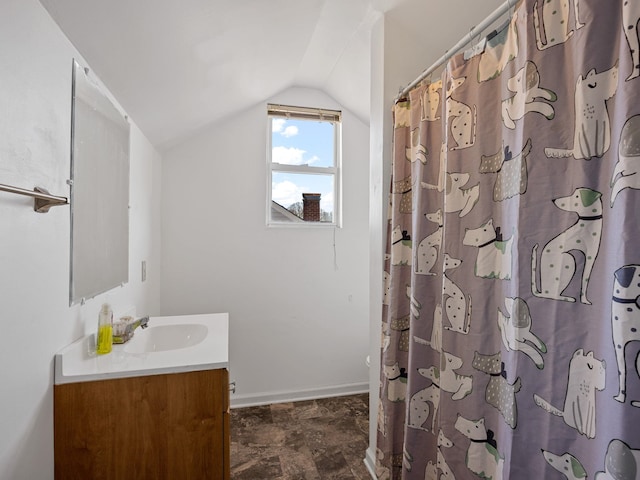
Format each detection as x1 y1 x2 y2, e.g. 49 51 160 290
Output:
54 368 230 480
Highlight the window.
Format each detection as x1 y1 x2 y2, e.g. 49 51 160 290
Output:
267 104 341 226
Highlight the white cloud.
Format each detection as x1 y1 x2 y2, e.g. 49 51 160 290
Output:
272 119 299 138
272 118 286 133
272 146 306 165
272 146 319 166
282 125 299 137
272 180 306 207
321 190 334 213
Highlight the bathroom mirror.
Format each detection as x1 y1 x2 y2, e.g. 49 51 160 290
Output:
70 60 130 305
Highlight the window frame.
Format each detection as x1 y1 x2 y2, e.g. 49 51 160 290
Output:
266 103 342 227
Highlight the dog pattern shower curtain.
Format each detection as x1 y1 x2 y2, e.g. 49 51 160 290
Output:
377 0 640 478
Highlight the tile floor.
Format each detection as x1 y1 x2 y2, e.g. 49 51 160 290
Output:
230 393 371 480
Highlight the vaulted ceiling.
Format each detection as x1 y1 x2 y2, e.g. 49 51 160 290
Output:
38 0 504 150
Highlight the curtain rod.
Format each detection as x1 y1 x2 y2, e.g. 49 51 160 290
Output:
395 0 517 101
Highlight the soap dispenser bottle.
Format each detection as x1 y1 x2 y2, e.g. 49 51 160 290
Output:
96 303 113 355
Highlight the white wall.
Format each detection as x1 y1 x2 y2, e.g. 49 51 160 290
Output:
0 1 162 478
161 87 370 407
366 15 387 475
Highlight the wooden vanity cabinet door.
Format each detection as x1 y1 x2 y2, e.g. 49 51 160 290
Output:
54 369 230 480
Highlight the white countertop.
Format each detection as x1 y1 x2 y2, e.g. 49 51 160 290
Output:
54 313 229 385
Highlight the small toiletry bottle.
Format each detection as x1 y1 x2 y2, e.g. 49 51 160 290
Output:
96 303 113 355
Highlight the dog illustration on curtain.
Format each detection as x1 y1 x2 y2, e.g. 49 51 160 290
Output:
455 415 504 480
418 351 473 401
393 176 414 214
623 0 640 81
442 254 471 334
421 80 442 121
391 225 412 266
480 139 532 201
534 349 606 438
425 432 455 480
377 400 387 438
415 209 442 276
478 11 519 83
531 188 603 304
497 296 546 369
533 0 585 50
463 218 514 280
405 128 428 164
406 285 422 318
611 264 640 406
545 63 618 160
383 362 408 402
403 448 413 473
421 142 446 192
424 460 437 479
501 62 556 129
394 101 410 128
429 304 443 352
436 448 455 480
421 141 480 216
472 351 522 428
595 439 640 480
426 454 454 480
611 115 640 206
423 171 479 217
383 271 391 306
390 314 410 352
541 450 587 480
445 76 476 150
408 383 440 432
413 304 443 352
375 449 392 480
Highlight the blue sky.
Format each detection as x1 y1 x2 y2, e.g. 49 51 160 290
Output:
271 118 335 213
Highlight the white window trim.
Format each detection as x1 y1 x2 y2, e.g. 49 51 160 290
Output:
266 104 342 228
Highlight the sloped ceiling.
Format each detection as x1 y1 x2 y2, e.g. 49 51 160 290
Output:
38 0 505 150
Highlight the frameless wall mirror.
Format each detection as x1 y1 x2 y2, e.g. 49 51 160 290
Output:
70 59 130 305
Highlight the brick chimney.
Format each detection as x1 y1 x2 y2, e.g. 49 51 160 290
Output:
302 193 321 221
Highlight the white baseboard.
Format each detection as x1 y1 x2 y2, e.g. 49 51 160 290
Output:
364 447 377 479
230 382 369 409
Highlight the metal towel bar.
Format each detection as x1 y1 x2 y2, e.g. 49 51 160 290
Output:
0 182 69 213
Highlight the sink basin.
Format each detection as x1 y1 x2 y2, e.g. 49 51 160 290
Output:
54 313 229 385
124 323 209 354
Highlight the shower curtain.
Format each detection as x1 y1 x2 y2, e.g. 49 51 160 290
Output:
377 0 640 478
